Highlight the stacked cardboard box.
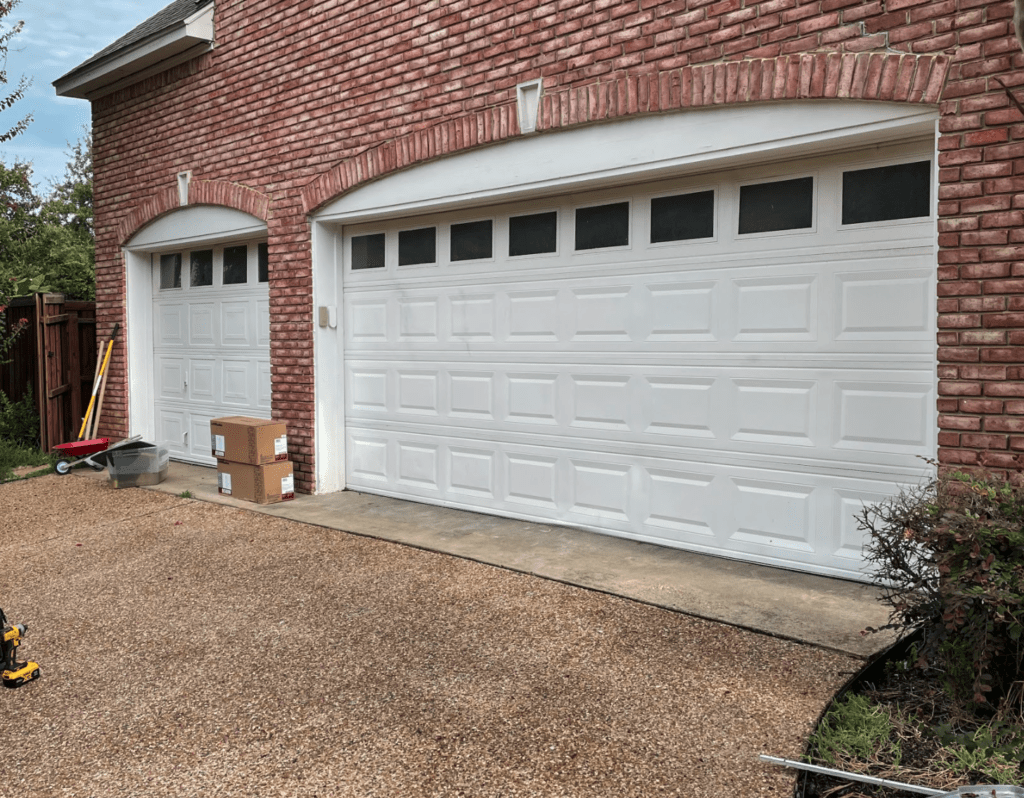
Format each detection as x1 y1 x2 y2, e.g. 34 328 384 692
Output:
210 416 294 504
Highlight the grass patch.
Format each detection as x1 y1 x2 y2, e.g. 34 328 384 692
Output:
178 490 193 499
0 439 54 482
809 693 902 768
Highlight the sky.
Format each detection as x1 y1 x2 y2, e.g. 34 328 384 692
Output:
1 0 170 191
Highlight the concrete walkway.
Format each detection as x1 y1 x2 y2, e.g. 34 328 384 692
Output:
78 460 895 659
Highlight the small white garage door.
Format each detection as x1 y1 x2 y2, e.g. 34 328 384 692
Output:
340 141 937 579
152 241 271 463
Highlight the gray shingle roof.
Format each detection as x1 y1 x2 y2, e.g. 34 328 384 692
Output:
68 0 214 75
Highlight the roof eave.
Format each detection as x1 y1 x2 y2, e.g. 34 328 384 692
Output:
54 3 215 100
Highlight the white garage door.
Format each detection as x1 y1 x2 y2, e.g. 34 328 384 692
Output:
152 241 271 464
340 142 937 579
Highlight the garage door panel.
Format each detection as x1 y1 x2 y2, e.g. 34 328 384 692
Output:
508 290 562 341
221 359 255 407
730 379 817 447
450 371 496 419
449 446 498 499
835 268 932 339
156 408 187 456
645 468 716 540
569 460 632 522
732 275 817 340
346 360 932 466
156 304 186 347
451 295 497 340
188 359 216 404
221 301 252 347
833 381 933 454
156 357 187 401
728 478 816 554
398 298 439 341
397 371 440 416
643 282 716 341
572 287 633 341
189 303 216 347
348 434 390 482
343 146 936 580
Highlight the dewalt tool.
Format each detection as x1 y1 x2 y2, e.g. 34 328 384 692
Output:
1 608 40 688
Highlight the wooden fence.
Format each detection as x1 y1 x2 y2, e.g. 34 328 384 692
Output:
1 294 97 451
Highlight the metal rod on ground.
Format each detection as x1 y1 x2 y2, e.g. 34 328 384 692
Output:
759 755 946 796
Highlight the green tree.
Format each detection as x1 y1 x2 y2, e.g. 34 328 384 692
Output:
33 133 94 299
0 135 95 301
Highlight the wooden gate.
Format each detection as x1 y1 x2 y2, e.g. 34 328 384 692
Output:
1 294 97 451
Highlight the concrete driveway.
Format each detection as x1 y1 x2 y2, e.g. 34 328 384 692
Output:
1 471 874 797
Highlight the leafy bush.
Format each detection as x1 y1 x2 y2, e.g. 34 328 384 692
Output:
858 468 1024 713
0 385 38 447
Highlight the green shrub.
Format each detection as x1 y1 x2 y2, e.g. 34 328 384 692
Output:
0 386 38 448
858 468 1024 713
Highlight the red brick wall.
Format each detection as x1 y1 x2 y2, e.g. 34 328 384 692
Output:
90 0 1024 490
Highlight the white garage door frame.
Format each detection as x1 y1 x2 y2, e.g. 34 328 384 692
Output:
309 100 939 578
124 206 268 452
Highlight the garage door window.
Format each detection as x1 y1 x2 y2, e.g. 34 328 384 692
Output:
223 245 248 285
650 190 715 243
190 249 214 286
575 201 629 250
842 161 931 225
509 211 557 256
399 227 436 266
352 233 385 270
451 220 493 261
160 253 182 289
738 176 813 234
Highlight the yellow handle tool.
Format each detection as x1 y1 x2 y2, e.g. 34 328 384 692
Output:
78 323 120 441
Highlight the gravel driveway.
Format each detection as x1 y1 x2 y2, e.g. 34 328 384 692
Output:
1 475 856 797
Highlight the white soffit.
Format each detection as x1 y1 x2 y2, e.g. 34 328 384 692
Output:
315 101 937 223
53 3 215 100
127 205 266 252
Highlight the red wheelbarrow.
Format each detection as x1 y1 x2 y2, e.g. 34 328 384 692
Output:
52 438 111 476
52 434 144 476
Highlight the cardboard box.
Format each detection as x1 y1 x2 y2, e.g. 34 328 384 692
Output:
217 460 295 504
210 416 288 465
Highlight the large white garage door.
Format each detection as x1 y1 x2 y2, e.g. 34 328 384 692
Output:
340 142 937 579
152 241 271 464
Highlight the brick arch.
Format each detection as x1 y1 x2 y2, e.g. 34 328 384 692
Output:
301 51 951 215
118 180 272 246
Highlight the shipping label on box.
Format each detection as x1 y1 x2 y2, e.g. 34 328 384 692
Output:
218 471 232 495
210 417 288 465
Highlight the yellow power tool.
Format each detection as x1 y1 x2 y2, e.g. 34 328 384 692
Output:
1 608 40 688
